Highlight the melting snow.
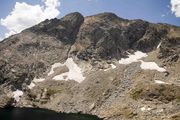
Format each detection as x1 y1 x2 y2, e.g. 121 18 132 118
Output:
140 107 146 111
28 82 35 89
157 42 162 49
155 80 169 84
157 109 164 113
13 89 23 102
53 58 85 83
104 64 117 71
140 106 152 111
28 58 85 89
48 63 63 75
118 51 166 72
104 69 109 72
28 78 45 89
33 78 45 83
110 64 116 69
119 51 147 64
140 60 166 72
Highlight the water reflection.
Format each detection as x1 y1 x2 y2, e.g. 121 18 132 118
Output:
0 107 102 120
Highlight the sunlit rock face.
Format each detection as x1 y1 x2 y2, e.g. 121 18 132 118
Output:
0 12 179 120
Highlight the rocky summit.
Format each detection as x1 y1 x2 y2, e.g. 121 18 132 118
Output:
0 12 180 120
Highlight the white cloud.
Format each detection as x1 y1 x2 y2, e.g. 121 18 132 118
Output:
5 31 16 38
171 0 180 17
0 0 60 38
44 0 60 7
161 14 165 17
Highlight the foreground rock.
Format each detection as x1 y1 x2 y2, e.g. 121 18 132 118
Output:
0 90 12 108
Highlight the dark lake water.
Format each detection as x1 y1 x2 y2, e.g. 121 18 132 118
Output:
0 107 102 120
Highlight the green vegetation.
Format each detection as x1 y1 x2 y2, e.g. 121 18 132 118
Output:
130 89 143 100
47 88 63 96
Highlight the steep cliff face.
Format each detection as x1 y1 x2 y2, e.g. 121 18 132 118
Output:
0 12 180 120
0 12 84 87
70 13 168 60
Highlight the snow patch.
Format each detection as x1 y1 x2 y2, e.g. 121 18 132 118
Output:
140 107 146 111
155 80 169 84
157 42 162 49
118 51 166 72
110 64 116 69
157 109 164 113
53 58 85 83
140 60 166 72
140 106 152 112
104 63 116 71
27 78 45 89
119 51 147 64
28 58 85 88
28 82 35 89
13 89 23 102
103 69 109 72
33 78 45 83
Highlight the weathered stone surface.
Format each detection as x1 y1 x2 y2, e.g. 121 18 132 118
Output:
130 82 180 103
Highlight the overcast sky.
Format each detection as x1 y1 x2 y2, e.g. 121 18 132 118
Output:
0 0 179 40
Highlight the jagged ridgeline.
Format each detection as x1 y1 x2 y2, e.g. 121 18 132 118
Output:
0 12 180 120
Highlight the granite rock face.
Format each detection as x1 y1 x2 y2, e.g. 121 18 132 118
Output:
0 12 84 88
0 12 180 120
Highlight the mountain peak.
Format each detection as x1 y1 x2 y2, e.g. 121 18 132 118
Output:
89 12 119 18
61 12 84 21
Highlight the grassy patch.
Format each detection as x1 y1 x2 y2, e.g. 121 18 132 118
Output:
47 88 63 96
122 108 137 119
130 89 143 100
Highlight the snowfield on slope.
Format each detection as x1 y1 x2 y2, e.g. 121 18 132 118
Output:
119 51 148 64
28 51 166 90
33 78 45 83
140 60 166 72
52 58 85 83
104 63 117 71
154 80 169 84
157 42 162 49
28 58 85 90
13 89 23 102
28 78 45 89
28 82 35 89
110 64 116 69
119 51 166 72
